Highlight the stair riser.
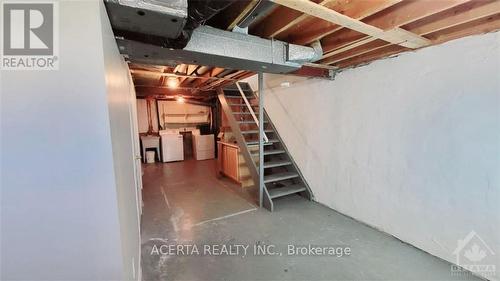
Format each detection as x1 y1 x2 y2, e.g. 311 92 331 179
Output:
220 88 312 212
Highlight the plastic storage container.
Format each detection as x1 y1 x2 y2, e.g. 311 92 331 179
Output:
146 151 156 163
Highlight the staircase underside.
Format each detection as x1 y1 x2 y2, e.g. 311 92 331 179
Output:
218 83 313 211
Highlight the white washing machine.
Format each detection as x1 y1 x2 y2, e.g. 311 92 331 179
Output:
159 130 184 162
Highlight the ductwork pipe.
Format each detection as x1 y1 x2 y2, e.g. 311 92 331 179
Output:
118 26 324 74
105 0 233 49
287 40 323 63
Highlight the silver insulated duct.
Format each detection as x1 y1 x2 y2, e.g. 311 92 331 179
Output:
105 0 323 74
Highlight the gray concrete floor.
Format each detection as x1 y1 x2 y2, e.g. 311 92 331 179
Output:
140 159 480 281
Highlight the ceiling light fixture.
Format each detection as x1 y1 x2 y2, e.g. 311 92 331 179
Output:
280 81 290 88
176 96 185 104
166 76 179 88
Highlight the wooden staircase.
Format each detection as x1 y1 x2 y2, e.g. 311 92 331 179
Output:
217 83 312 211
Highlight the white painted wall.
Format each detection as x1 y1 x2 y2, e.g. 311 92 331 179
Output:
1 1 140 279
100 1 142 280
247 32 500 280
157 100 211 127
137 98 159 133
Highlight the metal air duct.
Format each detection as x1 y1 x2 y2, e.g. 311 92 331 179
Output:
118 26 322 74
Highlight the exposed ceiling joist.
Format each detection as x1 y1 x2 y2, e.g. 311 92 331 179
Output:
253 0 328 38
178 65 199 86
320 0 473 63
198 70 249 92
328 1 500 67
404 0 500 36
427 12 500 44
287 0 403 45
135 87 197 97
120 0 500 93
369 0 471 30
130 69 238 82
336 12 500 68
323 40 390 65
290 65 336 79
191 67 226 88
337 44 406 68
227 0 260 30
269 0 430 48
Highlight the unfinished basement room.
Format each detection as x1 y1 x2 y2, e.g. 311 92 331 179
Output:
1 0 499 280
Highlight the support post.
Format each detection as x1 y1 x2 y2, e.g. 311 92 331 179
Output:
258 72 264 208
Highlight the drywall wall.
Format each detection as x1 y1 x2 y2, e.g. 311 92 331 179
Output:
100 1 142 280
1 1 139 279
137 98 159 133
157 100 211 127
246 32 500 280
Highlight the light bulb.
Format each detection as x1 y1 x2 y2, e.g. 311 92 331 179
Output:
176 96 185 103
166 76 179 88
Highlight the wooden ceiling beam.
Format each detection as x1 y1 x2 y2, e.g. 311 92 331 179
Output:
179 64 199 86
270 0 430 49
252 0 328 39
289 65 335 79
325 1 500 66
191 67 226 88
333 13 500 69
130 69 237 82
321 40 390 65
198 70 256 92
321 0 471 54
288 0 403 45
216 71 256 90
403 0 500 36
367 0 471 30
227 0 260 30
320 0 471 59
198 70 244 91
336 44 407 68
135 87 195 97
425 12 500 44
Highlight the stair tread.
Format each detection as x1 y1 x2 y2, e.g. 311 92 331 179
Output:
251 149 286 156
246 139 280 145
264 149 285 155
228 103 258 106
241 129 273 134
238 120 268 124
225 94 255 99
268 184 306 199
264 172 299 183
264 159 292 168
247 142 273 146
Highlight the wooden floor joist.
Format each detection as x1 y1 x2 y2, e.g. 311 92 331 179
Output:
252 0 328 38
335 13 500 68
130 0 500 89
320 0 475 64
426 13 500 44
320 0 471 52
322 40 390 65
191 67 226 88
336 44 407 68
269 0 430 48
288 0 403 45
404 0 500 36
227 0 260 30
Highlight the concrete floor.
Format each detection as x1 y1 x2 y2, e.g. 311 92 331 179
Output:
141 159 481 281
